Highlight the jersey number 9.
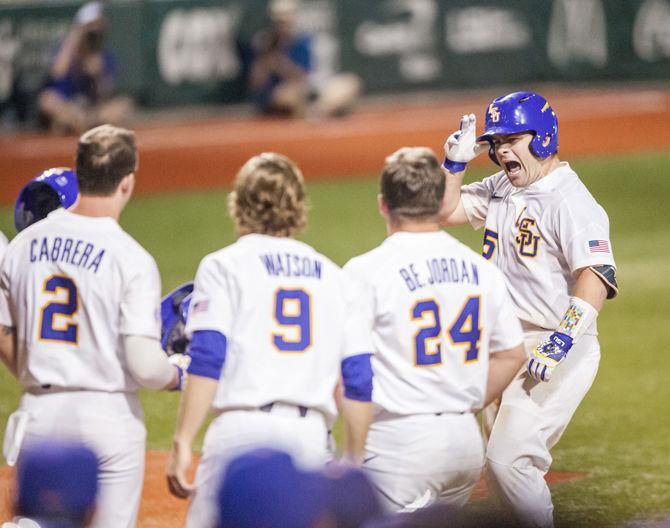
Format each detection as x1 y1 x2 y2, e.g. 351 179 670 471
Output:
39 275 78 344
273 288 311 353
413 296 481 367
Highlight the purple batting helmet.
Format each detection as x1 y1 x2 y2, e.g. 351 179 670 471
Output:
477 91 559 165
160 282 194 355
14 167 79 232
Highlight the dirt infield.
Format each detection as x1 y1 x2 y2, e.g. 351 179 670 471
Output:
2 86 670 206
0 450 583 525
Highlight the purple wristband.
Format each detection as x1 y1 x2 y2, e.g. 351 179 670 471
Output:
170 365 184 391
442 157 467 173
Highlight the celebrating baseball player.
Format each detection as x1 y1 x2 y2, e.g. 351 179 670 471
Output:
344 146 526 512
0 124 184 528
440 91 618 527
166 152 374 527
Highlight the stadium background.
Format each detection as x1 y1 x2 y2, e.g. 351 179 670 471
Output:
1 0 670 526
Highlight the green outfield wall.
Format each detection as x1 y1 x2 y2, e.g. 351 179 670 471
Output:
1 0 669 116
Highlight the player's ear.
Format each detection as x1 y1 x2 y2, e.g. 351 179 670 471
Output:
119 172 135 197
377 194 389 218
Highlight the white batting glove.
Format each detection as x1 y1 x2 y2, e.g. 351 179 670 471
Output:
169 353 191 391
442 114 487 173
527 332 573 382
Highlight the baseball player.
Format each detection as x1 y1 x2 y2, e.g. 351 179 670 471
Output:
0 231 7 262
0 124 184 528
166 152 374 527
14 167 79 233
344 147 526 512
440 91 618 527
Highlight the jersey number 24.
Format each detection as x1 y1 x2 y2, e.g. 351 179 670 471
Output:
412 296 480 366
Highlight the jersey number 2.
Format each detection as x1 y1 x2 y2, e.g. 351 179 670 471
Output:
413 296 481 366
39 275 78 344
273 288 311 353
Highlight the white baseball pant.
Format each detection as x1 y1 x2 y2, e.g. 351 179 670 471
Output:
485 331 600 528
362 412 484 513
4 390 146 528
186 404 330 528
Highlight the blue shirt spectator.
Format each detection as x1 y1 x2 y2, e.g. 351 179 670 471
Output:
37 2 133 135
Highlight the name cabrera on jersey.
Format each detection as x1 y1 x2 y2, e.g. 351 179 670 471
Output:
185 233 362 421
461 162 616 331
0 209 161 392
344 231 523 415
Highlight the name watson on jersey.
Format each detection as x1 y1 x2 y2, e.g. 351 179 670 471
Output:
30 236 105 273
260 252 322 279
400 257 479 292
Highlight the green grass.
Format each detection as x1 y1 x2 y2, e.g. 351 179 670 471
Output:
1 151 669 526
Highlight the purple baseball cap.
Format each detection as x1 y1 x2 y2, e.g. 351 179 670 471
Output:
217 448 330 528
16 439 99 526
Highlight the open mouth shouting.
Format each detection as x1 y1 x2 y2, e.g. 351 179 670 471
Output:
503 160 522 179
501 160 523 184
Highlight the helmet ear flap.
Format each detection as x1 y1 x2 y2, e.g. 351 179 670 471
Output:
529 132 555 159
488 145 499 166
482 138 500 166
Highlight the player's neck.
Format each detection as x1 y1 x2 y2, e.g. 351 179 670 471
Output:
387 220 441 235
537 156 561 181
71 194 123 221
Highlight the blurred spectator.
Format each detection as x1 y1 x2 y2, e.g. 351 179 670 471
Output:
248 0 361 118
216 448 384 528
217 448 328 528
37 2 133 135
4 439 99 528
321 463 385 528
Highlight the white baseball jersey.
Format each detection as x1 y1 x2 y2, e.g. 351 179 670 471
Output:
461 162 616 331
0 208 161 392
0 230 8 258
344 230 523 415
186 233 360 421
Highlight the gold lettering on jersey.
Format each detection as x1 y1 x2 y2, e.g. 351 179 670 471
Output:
488 104 501 123
515 217 541 258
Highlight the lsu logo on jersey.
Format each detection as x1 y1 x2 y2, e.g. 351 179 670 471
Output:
488 104 501 123
515 208 541 257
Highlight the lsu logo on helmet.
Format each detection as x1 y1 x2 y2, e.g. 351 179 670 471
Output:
488 104 501 123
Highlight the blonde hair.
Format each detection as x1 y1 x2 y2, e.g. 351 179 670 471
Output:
229 152 307 237
380 146 445 219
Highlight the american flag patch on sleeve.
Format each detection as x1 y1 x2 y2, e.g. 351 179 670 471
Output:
588 240 610 253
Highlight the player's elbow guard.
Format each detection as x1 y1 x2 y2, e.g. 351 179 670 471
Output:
341 353 373 402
